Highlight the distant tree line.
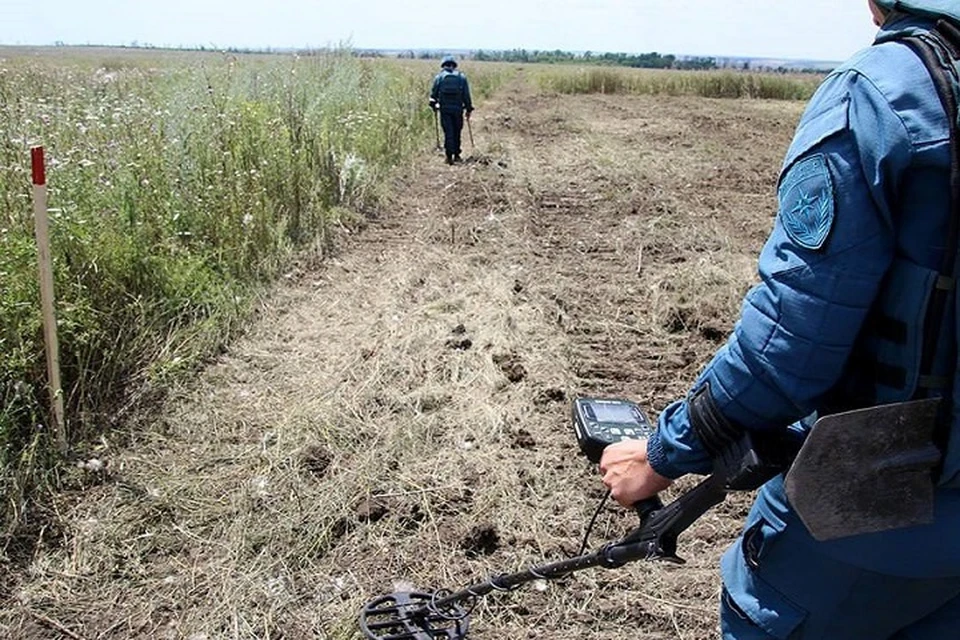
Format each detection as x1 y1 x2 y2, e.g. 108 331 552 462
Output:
401 49 718 70
55 42 825 75
401 49 829 74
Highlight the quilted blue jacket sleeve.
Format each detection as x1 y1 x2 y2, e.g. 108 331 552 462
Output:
647 58 915 478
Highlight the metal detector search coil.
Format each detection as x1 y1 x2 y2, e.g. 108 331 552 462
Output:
572 397 655 463
359 591 469 640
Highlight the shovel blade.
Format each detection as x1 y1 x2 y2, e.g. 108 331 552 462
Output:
785 398 942 541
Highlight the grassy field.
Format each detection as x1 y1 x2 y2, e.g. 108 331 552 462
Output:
0 47 509 539
0 71 809 638
0 49 818 639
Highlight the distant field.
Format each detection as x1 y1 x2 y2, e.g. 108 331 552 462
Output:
536 64 823 99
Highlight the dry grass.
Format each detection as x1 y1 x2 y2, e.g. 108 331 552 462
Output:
1 73 805 639
535 65 821 100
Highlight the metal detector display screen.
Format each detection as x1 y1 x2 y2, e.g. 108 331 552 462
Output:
573 398 654 463
590 402 641 425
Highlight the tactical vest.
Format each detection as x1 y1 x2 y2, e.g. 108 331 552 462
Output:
839 20 960 488
437 71 466 111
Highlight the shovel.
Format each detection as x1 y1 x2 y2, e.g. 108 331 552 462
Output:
785 398 942 541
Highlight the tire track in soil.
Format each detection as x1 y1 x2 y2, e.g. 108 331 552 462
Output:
2 75 803 640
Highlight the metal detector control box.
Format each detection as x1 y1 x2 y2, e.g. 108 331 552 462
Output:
573 397 655 463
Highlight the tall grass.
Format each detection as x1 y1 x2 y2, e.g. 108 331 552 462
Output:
0 49 506 537
537 66 821 100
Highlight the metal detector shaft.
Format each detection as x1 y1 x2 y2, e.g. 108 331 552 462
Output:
430 548 611 611
431 472 730 613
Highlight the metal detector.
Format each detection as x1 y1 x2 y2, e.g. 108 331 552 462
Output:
358 398 792 640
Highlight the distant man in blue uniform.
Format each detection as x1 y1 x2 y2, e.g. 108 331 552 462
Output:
429 56 473 165
600 2 960 637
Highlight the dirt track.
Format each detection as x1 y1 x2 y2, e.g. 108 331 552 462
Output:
2 76 804 639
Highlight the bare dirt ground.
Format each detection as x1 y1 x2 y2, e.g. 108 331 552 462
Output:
1 76 804 639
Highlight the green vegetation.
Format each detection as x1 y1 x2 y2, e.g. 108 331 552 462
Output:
472 49 711 69
425 49 825 73
537 66 821 100
0 48 506 536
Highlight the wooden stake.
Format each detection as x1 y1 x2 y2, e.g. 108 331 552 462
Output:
31 147 67 455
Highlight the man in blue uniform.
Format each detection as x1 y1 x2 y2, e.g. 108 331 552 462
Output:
429 56 473 165
600 2 960 637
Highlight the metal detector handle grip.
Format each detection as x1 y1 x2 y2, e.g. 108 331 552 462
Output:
634 496 663 523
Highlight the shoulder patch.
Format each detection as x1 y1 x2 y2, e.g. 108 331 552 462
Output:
778 154 835 251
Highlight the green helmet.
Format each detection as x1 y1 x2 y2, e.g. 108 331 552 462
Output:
874 0 960 23
441 55 457 69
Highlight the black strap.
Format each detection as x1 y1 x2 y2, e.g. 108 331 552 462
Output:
900 20 960 451
689 383 744 458
869 314 908 344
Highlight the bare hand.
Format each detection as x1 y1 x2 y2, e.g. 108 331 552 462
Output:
599 439 673 508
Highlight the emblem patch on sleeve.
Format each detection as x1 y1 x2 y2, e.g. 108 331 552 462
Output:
778 154 835 251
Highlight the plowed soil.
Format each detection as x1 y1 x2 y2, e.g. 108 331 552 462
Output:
1 75 804 639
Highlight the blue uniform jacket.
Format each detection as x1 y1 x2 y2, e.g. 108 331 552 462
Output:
646 14 960 577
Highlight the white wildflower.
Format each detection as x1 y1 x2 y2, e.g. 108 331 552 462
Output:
393 580 417 593
251 476 270 498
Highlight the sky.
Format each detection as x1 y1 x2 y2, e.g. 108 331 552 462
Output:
3 0 881 62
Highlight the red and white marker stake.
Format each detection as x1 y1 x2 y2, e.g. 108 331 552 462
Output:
31 147 67 454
